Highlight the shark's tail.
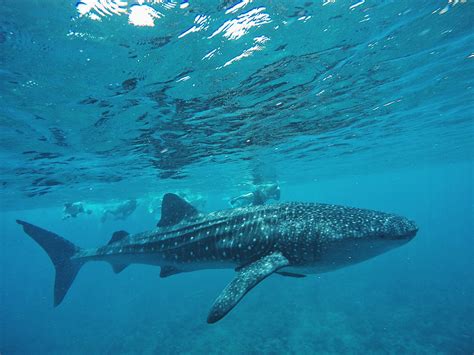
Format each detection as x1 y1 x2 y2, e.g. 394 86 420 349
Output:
17 220 84 306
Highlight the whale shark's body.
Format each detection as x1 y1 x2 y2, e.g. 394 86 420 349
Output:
17 193 417 323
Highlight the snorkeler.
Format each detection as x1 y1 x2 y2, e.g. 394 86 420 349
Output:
101 199 138 223
229 182 281 208
62 202 92 220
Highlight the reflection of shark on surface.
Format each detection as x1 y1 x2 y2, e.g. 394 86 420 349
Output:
100 199 137 223
230 182 281 208
62 202 92 220
17 193 417 323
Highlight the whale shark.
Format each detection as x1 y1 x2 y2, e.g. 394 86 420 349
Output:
17 193 418 323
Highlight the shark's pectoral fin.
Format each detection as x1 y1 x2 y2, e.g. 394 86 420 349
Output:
160 265 183 278
276 271 306 278
207 252 289 324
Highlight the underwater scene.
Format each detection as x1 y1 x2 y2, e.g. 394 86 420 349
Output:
0 0 473 354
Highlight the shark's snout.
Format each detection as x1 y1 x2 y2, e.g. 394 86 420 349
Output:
406 219 418 238
400 219 418 240
383 216 418 240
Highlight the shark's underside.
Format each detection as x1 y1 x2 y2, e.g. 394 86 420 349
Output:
17 193 417 323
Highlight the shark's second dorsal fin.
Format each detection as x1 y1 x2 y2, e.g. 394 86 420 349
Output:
157 193 198 227
108 231 130 273
108 230 129 245
207 252 289 324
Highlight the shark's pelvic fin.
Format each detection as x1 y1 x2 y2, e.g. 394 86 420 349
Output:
160 265 183 278
16 220 84 306
108 230 129 245
157 193 199 227
207 252 289 324
276 271 306 278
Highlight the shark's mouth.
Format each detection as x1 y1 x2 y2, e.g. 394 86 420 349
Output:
404 228 418 239
387 228 418 241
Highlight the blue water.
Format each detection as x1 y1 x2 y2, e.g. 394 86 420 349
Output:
1 0 473 354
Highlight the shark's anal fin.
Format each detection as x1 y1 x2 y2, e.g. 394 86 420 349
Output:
112 264 128 274
207 252 289 324
157 193 198 227
160 265 182 278
276 271 306 278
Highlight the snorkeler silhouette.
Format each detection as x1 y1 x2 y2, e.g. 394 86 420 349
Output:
101 199 138 223
229 183 281 208
62 202 92 220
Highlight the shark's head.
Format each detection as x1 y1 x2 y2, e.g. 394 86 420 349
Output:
301 205 418 269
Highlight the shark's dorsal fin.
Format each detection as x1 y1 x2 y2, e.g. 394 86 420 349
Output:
160 265 182 278
108 230 129 245
157 193 198 227
207 252 289 324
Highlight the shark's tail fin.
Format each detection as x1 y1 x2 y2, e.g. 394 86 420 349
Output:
17 220 84 306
